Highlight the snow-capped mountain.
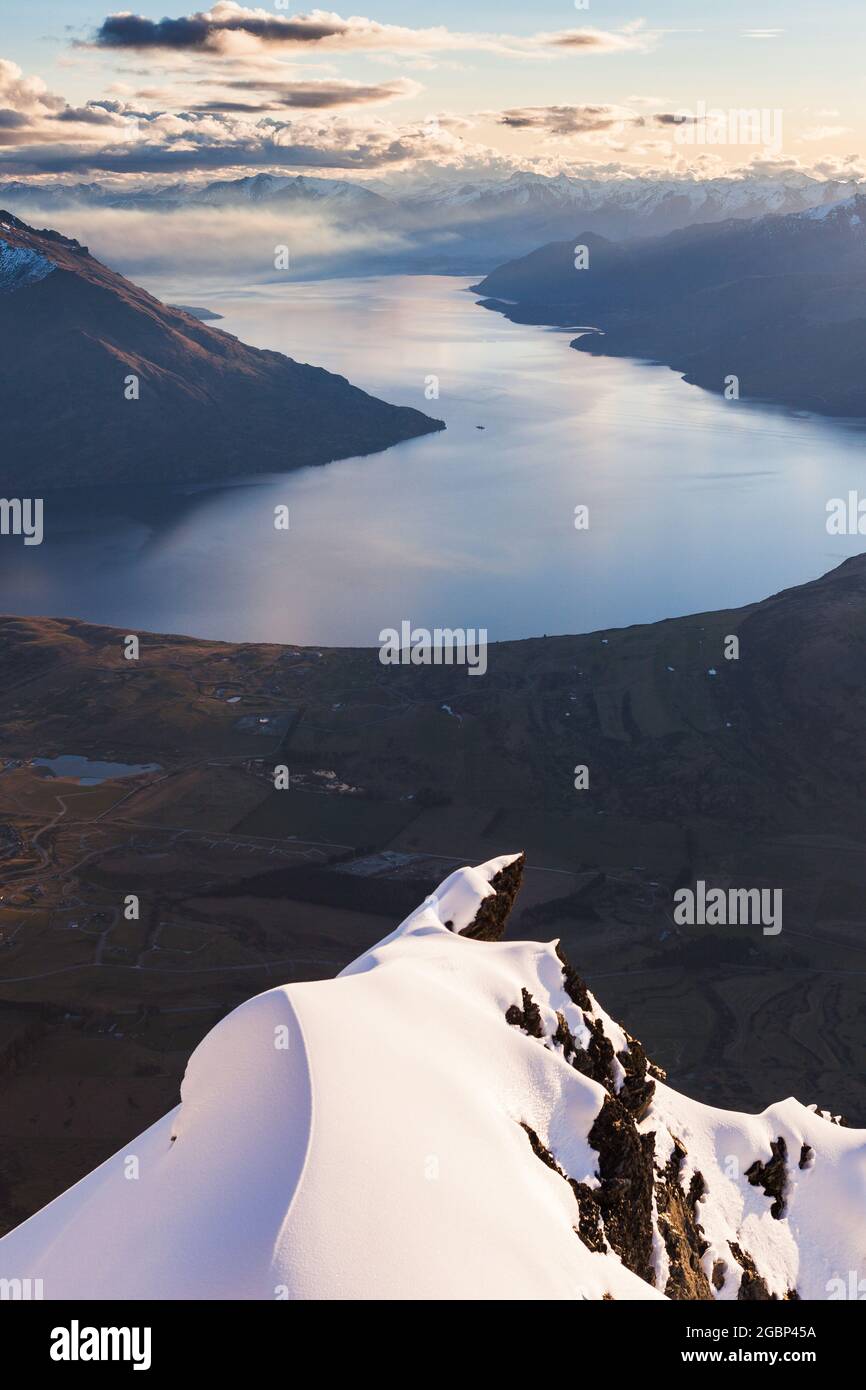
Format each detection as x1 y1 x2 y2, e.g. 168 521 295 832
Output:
188 172 391 215
0 173 393 217
0 170 861 271
0 854 860 1300
794 192 865 226
395 169 862 240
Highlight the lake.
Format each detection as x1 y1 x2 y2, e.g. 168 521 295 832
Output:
1 273 864 645
32 756 162 784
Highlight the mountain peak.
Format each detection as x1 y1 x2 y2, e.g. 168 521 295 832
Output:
0 852 860 1300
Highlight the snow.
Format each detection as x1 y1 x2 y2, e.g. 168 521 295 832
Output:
192 172 386 209
643 1087 866 1300
0 853 862 1300
0 238 56 294
398 171 862 224
798 195 860 221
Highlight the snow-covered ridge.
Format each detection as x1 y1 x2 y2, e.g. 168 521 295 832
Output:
0 854 862 1300
0 235 56 294
795 193 865 226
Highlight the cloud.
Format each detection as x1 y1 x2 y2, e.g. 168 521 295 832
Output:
627 94 670 108
425 110 477 132
653 112 702 127
0 58 132 147
190 77 422 112
0 55 431 174
53 104 127 125
0 108 507 176
799 125 853 142
88 5 652 59
93 7 391 51
811 153 866 180
0 109 31 130
496 104 643 138
0 200 416 286
540 26 651 54
0 58 64 115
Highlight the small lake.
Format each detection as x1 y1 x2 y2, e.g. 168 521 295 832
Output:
32 756 162 785
0 274 863 644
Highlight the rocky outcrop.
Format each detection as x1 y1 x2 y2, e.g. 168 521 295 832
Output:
617 1031 661 1122
500 853 808 1300
519 1122 609 1254
729 1242 774 1300
505 988 544 1038
587 1096 656 1284
655 1139 712 1298
745 1137 788 1219
460 854 526 941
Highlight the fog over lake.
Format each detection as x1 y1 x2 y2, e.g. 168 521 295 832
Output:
2 274 864 646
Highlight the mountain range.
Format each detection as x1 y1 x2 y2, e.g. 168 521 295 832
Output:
473 196 866 417
0 851 860 1299
0 211 442 489
1 170 862 272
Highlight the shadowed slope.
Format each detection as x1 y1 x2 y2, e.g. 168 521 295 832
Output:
0 211 444 489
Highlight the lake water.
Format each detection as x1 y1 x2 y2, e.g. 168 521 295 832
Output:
32 756 162 784
1 274 864 645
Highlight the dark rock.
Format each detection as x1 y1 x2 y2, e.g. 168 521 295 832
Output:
505 987 545 1038
460 853 526 941
555 941 593 1010
617 1033 657 1121
812 1106 849 1127
745 1136 788 1219
572 1014 618 1092
655 1138 713 1299
570 1181 609 1254
729 1241 774 1300
518 1122 607 1254
588 1096 656 1285
552 1009 578 1062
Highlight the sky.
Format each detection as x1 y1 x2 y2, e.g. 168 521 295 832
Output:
1 1 864 185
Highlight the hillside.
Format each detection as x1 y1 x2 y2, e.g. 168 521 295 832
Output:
0 211 443 489
473 198 866 416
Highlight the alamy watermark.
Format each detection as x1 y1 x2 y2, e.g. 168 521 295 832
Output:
379 621 488 676
826 491 866 534
673 880 782 936
826 1270 866 1300
0 1276 43 1299
671 102 783 154
50 1321 152 1371
0 497 43 545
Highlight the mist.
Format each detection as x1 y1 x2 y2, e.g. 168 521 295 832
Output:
1 200 420 295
